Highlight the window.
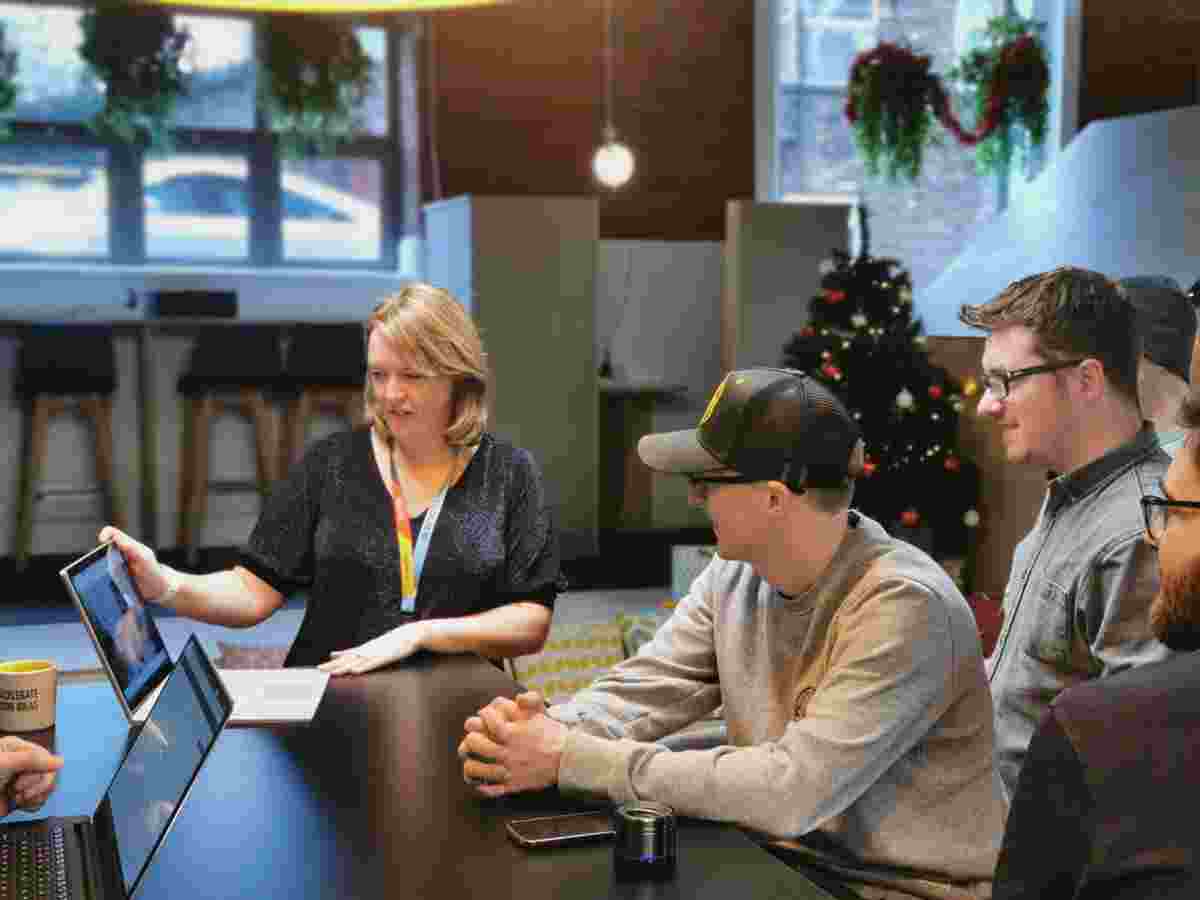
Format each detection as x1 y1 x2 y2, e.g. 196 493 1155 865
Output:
760 0 1075 295
0 3 419 270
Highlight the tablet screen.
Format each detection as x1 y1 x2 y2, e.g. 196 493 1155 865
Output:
65 544 173 714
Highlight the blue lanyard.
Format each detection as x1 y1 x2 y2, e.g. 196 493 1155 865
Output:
403 485 449 613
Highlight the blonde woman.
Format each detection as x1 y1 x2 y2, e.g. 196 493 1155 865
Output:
101 283 558 674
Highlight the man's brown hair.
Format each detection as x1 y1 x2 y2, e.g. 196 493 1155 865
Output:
958 267 1141 403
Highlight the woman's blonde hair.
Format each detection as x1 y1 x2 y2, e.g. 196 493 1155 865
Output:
365 283 489 447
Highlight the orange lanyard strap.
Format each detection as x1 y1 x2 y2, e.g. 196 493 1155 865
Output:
388 444 457 613
389 481 419 604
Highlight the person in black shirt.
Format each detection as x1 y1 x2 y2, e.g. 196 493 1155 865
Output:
993 383 1200 899
101 283 559 672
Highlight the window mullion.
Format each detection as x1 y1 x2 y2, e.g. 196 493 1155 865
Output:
250 16 281 266
108 141 144 264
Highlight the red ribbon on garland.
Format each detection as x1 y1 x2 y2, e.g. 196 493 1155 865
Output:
845 31 1049 164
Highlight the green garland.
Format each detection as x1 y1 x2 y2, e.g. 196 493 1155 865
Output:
0 22 18 140
947 16 1050 175
259 15 373 158
846 14 1049 181
845 43 937 182
78 0 190 150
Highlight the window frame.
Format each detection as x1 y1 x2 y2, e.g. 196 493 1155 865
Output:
756 0 1082 206
0 2 420 272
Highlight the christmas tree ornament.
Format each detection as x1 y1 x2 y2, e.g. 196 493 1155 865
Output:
896 388 915 410
851 313 868 328
962 377 979 397
900 508 921 528
944 455 961 472
963 509 981 528
928 385 943 399
821 363 843 381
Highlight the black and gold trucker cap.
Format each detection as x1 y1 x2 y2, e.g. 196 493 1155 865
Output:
637 368 861 490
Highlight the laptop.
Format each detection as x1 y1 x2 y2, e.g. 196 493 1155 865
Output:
1 635 233 899
59 543 329 727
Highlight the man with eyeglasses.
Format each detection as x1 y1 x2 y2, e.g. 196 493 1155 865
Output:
991 387 1200 899
461 368 1007 899
959 266 1171 799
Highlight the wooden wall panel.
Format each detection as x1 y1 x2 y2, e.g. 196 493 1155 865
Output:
1081 0 1200 127
424 0 1200 237
424 0 754 241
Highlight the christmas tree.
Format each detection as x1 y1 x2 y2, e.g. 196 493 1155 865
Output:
780 222 982 589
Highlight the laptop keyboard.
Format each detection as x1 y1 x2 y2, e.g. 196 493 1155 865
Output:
0 825 70 900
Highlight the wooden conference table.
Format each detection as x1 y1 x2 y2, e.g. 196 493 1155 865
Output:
13 653 839 900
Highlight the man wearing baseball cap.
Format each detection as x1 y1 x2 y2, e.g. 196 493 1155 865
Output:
460 368 1006 899
1118 275 1197 457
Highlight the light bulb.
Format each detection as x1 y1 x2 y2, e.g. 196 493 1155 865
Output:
592 139 635 189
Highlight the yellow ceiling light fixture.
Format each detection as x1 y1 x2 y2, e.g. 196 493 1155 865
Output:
135 0 508 12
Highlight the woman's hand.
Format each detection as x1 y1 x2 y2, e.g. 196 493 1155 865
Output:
97 526 174 606
318 621 430 676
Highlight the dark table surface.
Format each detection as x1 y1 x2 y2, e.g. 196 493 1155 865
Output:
12 654 836 899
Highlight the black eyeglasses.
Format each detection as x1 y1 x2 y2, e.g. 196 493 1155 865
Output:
687 473 807 497
979 359 1087 400
687 474 762 489
1140 494 1200 544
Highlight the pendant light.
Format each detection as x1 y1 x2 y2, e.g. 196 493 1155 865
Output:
591 0 634 189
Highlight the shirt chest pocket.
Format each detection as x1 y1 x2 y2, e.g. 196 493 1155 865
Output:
1022 581 1094 674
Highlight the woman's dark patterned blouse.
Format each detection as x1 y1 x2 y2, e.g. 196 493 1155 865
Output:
239 428 561 667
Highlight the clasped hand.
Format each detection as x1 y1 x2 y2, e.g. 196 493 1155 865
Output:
458 691 566 798
0 736 63 817
318 621 430 676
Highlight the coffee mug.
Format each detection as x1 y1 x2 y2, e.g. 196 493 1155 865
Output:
0 660 58 732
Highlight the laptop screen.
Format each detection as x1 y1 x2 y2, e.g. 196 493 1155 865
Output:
104 635 233 896
62 544 173 715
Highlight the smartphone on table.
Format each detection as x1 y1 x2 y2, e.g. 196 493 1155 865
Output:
506 810 617 848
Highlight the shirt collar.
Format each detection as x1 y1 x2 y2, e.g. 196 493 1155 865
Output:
1045 422 1161 515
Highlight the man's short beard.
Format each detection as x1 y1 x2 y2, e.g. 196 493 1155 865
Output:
1149 555 1200 651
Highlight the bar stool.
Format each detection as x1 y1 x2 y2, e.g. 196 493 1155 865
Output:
13 325 124 570
177 326 286 565
279 323 366 473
